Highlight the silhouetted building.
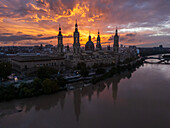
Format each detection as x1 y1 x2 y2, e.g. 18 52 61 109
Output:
73 20 80 54
85 33 94 52
57 25 64 53
96 30 102 51
113 28 119 53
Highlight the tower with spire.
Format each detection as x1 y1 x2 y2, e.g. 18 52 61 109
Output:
96 30 102 51
113 27 119 53
73 20 80 54
57 24 64 53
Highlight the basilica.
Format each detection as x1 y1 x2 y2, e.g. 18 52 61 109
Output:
57 22 119 68
57 20 119 68
11 21 138 75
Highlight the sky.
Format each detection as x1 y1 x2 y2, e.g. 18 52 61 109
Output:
0 0 170 47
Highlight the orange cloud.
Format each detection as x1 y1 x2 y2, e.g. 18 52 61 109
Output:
0 0 170 47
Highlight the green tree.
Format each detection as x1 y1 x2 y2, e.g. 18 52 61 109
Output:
57 76 67 87
0 62 12 79
37 66 57 79
0 85 18 101
33 78 42 90
42 79 59 94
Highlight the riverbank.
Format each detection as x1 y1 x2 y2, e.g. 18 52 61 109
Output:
0 58 143 102
1 60 170 128
91 58 143 84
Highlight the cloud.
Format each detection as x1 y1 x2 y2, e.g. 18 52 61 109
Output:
0 33 73 42
126 33 137 37
0 0 170 46
108 35 114 41
0 33 13 36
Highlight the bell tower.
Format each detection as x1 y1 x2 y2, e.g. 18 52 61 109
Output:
57 24 64 53
73 20 80 54
113 27 119 53
96 30 102 51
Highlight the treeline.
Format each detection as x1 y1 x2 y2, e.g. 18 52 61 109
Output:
0 62 12 80
0 66 67 102
92 59 143 84
0 59 143 102
75 62 107 77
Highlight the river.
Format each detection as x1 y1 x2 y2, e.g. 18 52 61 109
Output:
0 62 170 128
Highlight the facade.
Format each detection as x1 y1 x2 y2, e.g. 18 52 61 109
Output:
12 56 65 75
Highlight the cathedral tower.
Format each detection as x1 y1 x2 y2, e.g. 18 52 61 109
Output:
96 30 102 51
57 24 64 53
113 27 119 53
73 20 80 54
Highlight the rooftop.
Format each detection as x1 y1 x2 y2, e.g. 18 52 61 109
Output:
12 56 64 62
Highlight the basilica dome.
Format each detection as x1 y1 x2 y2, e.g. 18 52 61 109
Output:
85 35 94 51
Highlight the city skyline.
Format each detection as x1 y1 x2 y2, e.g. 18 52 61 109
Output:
0 0 170 47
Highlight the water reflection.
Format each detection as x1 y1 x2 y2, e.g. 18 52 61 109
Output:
73 89 81 121
0 66 138 127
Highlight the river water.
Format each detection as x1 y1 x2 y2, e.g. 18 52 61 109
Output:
0 63 170 128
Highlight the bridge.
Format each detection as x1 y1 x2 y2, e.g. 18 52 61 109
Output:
144 55 170 64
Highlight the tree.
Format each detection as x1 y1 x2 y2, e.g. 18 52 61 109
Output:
37 66 57 79
42 79 59 94
57 76 67 87
33 78 42 90
0 62 12 79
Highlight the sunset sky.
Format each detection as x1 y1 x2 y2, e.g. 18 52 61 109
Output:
0 0 170 47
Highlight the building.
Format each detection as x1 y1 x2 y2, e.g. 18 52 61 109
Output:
64 21 119 68
96 30 102 51
57 24 64 54
113 27 119 53
12 56 65 75
85 33 94 52
11 20 138 75
73 20 80 55
0 53 9 63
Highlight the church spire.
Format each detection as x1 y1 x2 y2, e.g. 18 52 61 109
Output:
73 19 80 54
89 31 91 41
113 26 119 53
96 29 102 51
59 24 61 30
57 24 63 53
75 19 78 32
58 24 62 36
58 24 62 35
115 26 118 36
